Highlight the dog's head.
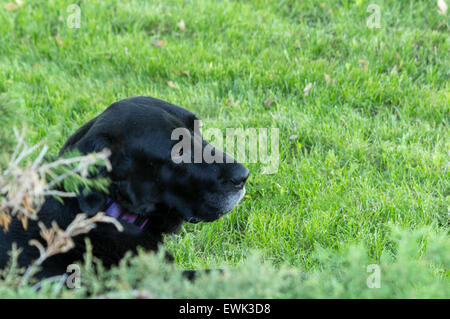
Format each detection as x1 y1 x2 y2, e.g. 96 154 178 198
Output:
60 96 249 232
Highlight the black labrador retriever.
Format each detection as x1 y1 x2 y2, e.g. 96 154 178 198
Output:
0 96 249 279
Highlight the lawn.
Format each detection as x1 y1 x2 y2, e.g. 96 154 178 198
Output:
0 0 448 298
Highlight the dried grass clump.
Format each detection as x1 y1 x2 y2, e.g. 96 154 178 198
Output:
0 127 124 286
29 214 123 263
22 213 123 284
0 128 111 232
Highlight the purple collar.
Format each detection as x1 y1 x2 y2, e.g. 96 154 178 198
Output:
105 199 149 230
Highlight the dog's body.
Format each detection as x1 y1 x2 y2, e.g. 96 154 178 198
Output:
0 96 248 279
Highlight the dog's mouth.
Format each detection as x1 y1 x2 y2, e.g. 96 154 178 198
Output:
105 187 246 227
184 189 245 224
104 199 150 230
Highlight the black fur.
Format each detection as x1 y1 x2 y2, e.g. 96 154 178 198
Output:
0 96 249 279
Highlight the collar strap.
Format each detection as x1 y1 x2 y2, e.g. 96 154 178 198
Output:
105 199 149 230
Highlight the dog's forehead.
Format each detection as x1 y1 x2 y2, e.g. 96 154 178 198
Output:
104 98 197 132
96 100 199 156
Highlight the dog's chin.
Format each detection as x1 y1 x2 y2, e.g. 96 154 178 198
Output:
186 187 246 224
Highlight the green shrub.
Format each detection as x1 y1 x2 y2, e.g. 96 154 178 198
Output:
0 100 17 159
1 226 448 298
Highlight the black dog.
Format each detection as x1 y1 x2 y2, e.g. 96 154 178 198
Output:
0 96 249 279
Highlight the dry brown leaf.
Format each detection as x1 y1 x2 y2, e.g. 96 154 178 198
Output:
438 0 448 14
152 40 165 48
324 73 331 84
177 20 186 32
4 2 18 11
0 212 12 233
304 83 312 96
55 36 64 47
167 81 178 89
264 98 273 108
18 212 28 230
175 69 190 77
358 59 368 71
91 96 104 105
105 80 113 85
390 65 398 74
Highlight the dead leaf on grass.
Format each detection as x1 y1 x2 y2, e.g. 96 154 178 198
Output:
167 81 178 89
4 2 18 11
177 20 186 32
304 83 312 96
438 0 447 14
55 36 64 47
264 98 273 108
152 40 165 48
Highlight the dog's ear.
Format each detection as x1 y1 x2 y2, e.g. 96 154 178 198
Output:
75 160 110 216
61 117 113 216
59 116 113 157
77 188 108 216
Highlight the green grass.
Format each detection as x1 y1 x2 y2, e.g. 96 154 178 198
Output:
0 0 448 297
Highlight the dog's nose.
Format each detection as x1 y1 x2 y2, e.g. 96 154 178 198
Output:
230 165 249 189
